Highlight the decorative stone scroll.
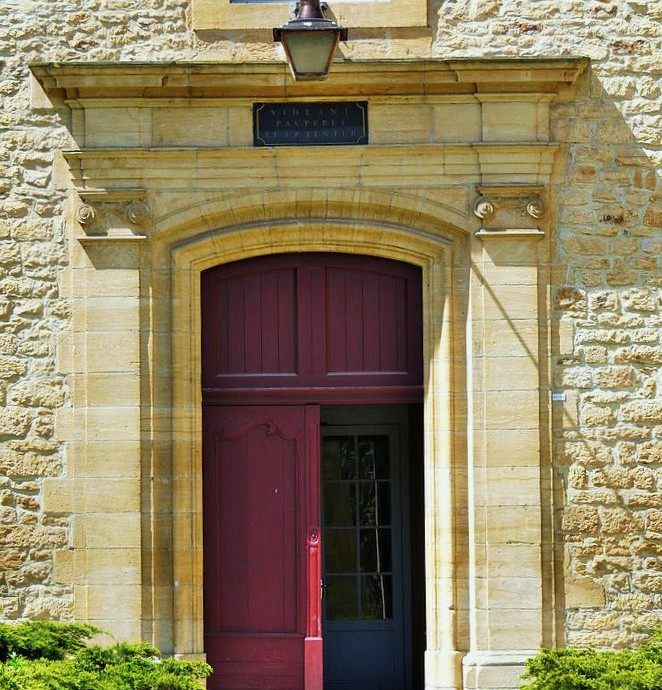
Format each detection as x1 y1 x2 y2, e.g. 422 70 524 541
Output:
75 203 97 226
126 202 151 227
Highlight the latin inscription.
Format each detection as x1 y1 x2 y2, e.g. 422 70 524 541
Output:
253 101 368 146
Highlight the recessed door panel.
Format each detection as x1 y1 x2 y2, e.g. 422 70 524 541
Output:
203 406 309 690
326 269 409 374
202 266 299 380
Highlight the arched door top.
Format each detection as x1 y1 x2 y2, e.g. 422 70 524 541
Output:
202 253 423 405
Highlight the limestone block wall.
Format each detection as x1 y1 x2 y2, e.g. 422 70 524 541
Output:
0 0 660 659
551 81 662 645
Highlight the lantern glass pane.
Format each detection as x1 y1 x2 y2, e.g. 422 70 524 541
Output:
283 30 338 76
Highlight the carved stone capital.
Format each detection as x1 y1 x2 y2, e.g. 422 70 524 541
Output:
474 184 548 233
74 188 150 240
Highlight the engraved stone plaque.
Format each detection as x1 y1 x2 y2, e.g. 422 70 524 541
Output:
253 101 368 146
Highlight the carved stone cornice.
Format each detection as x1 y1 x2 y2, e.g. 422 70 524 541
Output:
32 58 588 103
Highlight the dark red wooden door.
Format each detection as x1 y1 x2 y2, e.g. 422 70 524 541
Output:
203 405 321 690
202 254 422 690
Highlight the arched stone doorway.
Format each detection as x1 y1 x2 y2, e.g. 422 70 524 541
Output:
166 220 462 690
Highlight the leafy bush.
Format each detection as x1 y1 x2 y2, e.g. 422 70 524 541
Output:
0 622 212 690
522 631 662 690
0 621 100 662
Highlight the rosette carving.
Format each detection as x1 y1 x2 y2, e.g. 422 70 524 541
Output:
75 203 96 225
126 202 151 226
526 198 546 219
473 198 495 220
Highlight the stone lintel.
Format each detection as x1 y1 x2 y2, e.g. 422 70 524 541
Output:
62 143 559 191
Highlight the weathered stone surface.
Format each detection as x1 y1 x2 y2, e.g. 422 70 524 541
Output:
646 510 662 533
614 346 662 364
562 507 600 533
572 488 619 505
598 426 651 442
0 450 61 477
589 291 619 311
595 366 636 389
577 329 630 345
0 357 28 380
5 563 50 588
643 201 662 227
621 400 662 424
0 549 26 570
558 441 613 466
0 408 31 437
630 466 656 490
7 380 65 409
601 508 644 534
582 403 616 427
625 492 662 509
568 465 589 489
559 366 593 388
633 574 662 593
593 466 633 489
555 287 587 310
639 441 662 464
621 287 658 312
22 594 72 621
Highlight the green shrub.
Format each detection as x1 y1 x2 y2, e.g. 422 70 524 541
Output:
522 631 662 690
0 621 100 662
0 622 212 690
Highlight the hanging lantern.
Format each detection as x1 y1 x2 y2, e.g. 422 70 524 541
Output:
273 0 348 81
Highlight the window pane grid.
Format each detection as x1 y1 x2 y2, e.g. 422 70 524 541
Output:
323 433 393 621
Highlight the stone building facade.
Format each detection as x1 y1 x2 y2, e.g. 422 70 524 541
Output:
0 1 661 689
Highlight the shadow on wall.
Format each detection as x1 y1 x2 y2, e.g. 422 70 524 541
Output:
550 65 662 650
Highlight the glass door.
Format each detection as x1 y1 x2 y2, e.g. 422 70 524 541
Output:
321 406 410 690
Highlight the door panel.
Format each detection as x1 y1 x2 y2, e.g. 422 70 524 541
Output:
201 254 422 400
326 268 410 374
321 407 411 690
203 266 298 378
203 406 310 690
